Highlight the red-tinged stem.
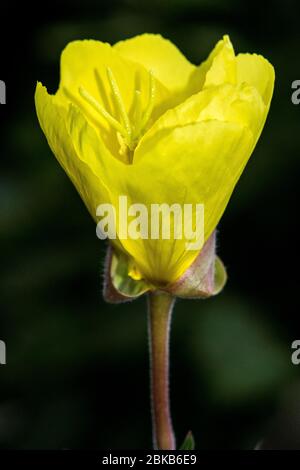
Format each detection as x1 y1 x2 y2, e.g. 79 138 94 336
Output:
147 291 176 450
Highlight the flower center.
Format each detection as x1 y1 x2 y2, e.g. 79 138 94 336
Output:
79 68 156 163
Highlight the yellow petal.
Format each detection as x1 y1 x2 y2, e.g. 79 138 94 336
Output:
188 35 236 93
66 103 121 190
35 82 112 220
114 33 196 97
236 53 275 106
137 82 265 157
57 39 171 159
119 120 253 284
64 98 134 257
203 35 236 87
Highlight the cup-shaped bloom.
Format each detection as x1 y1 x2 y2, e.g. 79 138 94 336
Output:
35 34 274 290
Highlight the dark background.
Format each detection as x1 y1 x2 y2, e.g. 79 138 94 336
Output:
0 0 299 450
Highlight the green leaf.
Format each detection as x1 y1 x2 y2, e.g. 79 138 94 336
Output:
179 431 195 450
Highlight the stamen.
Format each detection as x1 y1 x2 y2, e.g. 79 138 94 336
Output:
139 70 156 132
134 90 143 128
79 86 126 137
106 68 132 140
77 68 156 161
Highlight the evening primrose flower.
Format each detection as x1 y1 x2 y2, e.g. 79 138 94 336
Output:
35 34 274 291
35 34 275 451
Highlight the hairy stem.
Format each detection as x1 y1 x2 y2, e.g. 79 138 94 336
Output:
147 291 176 450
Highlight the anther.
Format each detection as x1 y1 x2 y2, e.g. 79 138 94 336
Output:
139 70 156 133
106 68 132 140
79 86 126 137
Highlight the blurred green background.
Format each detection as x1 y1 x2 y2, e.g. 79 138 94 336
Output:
1 0 300 450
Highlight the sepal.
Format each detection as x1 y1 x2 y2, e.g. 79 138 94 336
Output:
103 246 150 303
165 231 227 298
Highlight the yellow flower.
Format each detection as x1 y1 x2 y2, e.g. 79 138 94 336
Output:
35 34 274 287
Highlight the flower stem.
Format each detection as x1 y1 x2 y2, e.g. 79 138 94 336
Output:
147 291 176 450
